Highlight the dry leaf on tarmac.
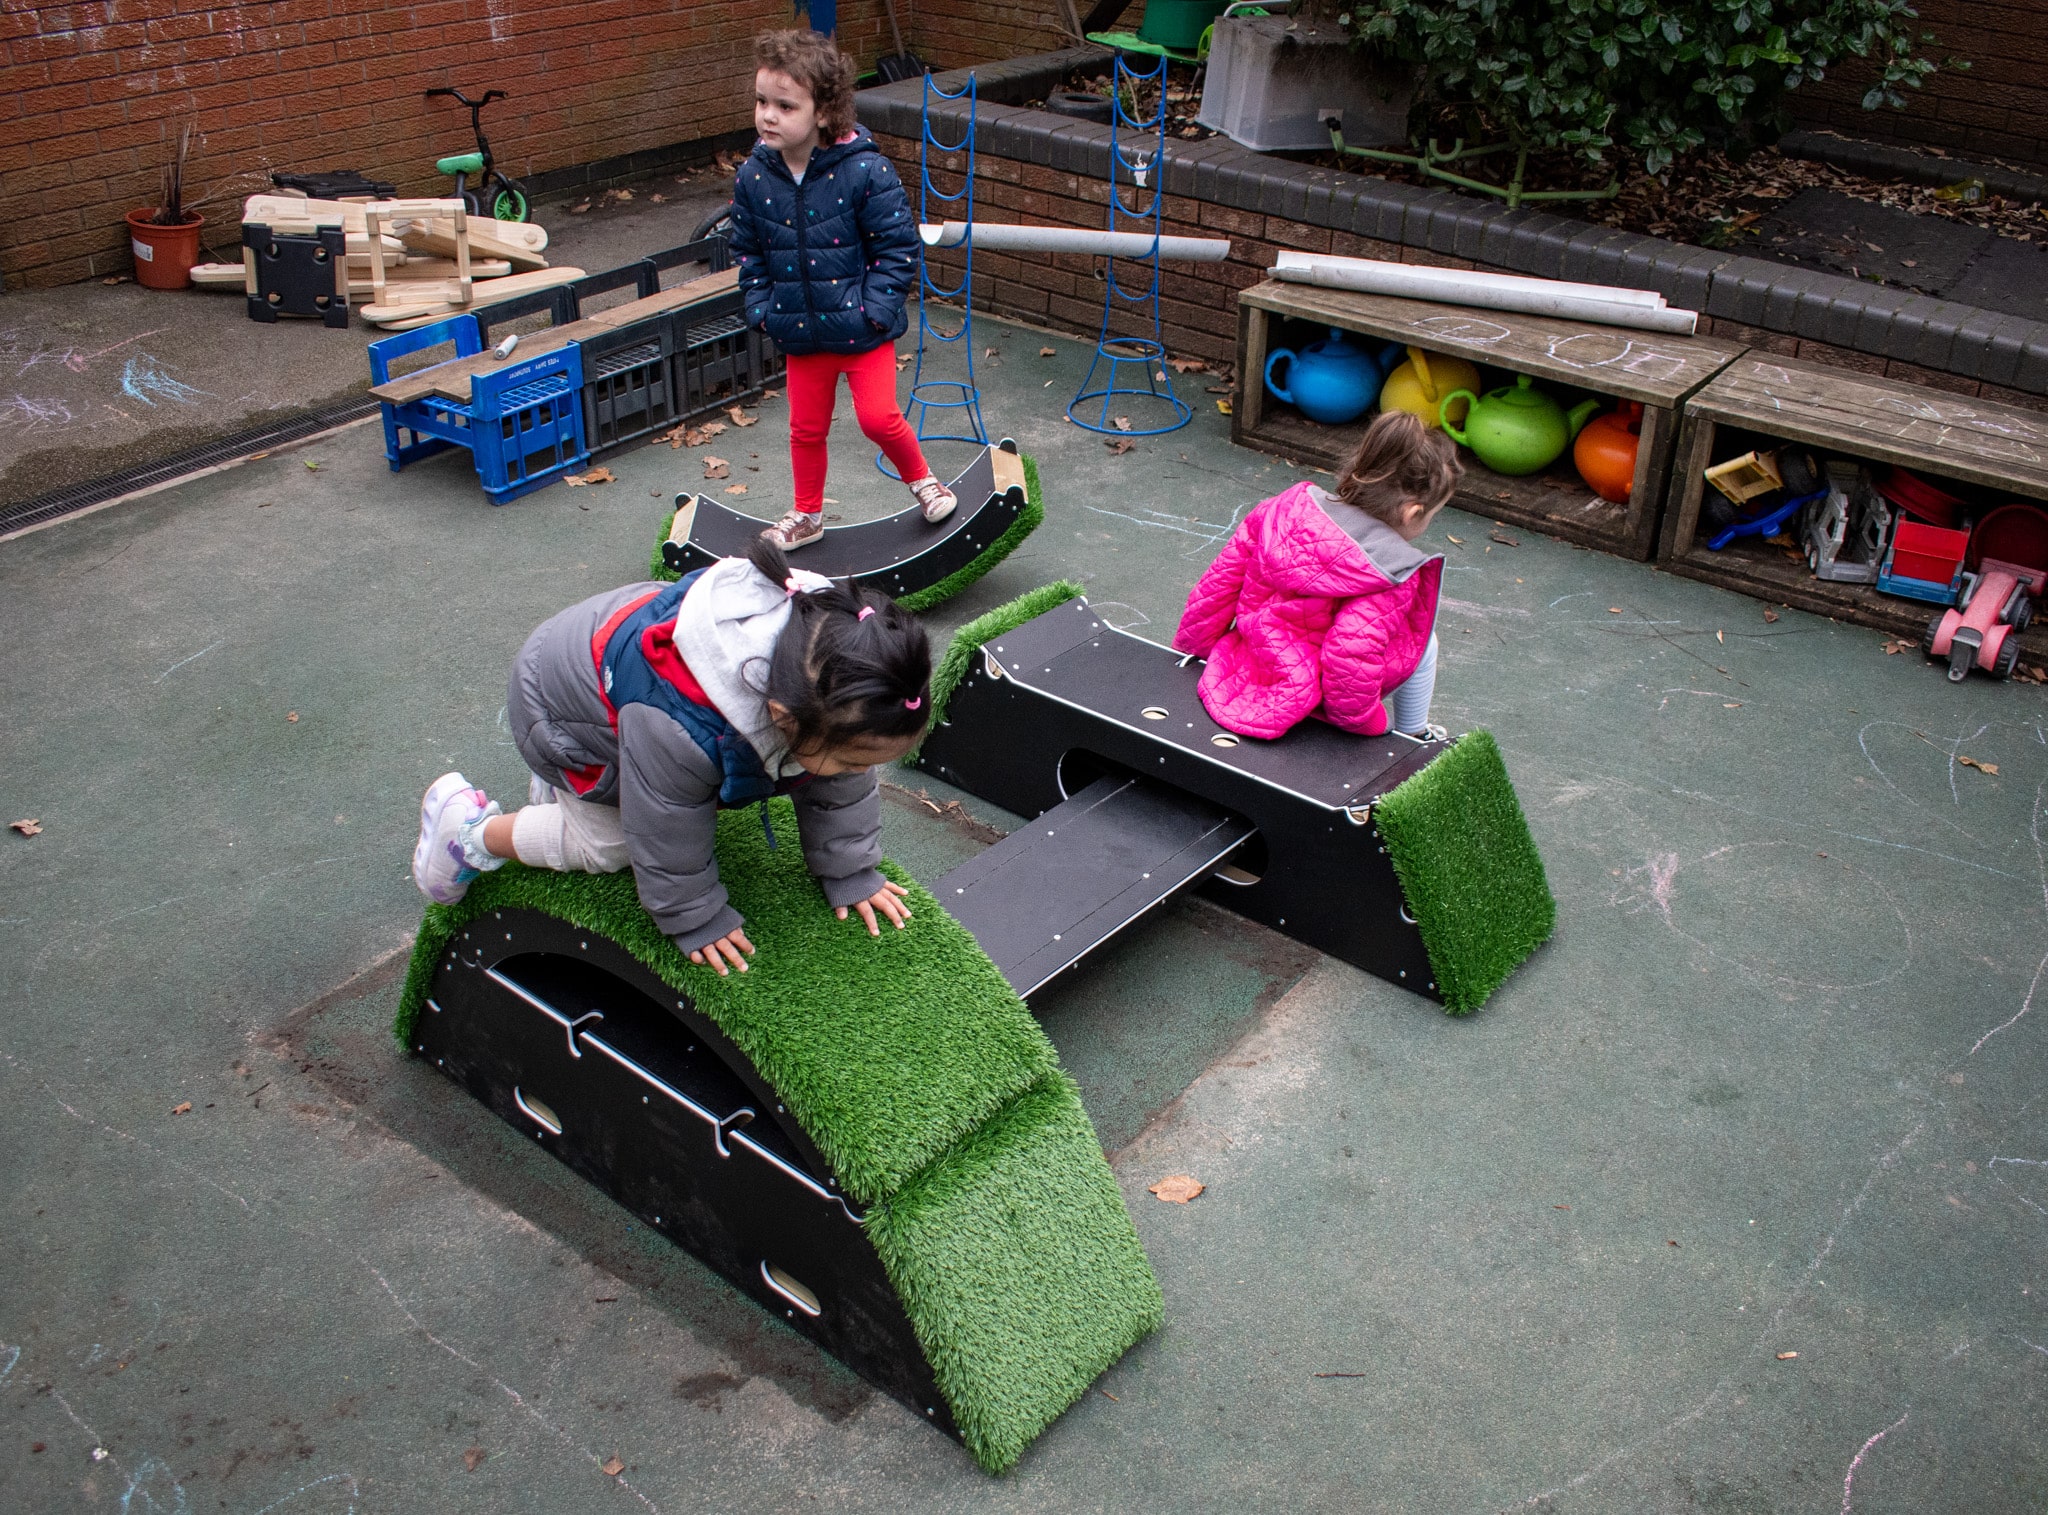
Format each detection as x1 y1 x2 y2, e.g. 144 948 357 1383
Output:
1106 438 1135 455
9 818 41 836
602 1455 625 1477
1777 1351 1798 1360
1446 534 1464 545
1113 415 1133 431
1958 755 2000 775
1167 356 1207 372
728 407 758 427
1040 346 1057 357
1882 638 1913 655
1489 529 1519 546
702 456 730 480
1215 399 1232 414
761 388 781 400
463 1447 485 1472
171 1101 192 1115
1148 1174 1205 1203
286 711 299 722
725 483 749 495
1609 607 1624 614
563 467 615 487
1716 629 1725 643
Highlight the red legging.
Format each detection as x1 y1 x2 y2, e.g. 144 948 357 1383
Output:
785 344 931 514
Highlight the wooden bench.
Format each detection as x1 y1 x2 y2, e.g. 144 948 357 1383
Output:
367 267 738 406
1660 352 2048 661
1234 280 1746 559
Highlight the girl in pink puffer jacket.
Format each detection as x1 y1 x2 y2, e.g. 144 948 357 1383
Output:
1175 411 1461 741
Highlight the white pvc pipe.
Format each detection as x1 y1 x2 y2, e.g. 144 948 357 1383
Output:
920 222 1232 262
1276 251 1666 308
1271 251 1699 336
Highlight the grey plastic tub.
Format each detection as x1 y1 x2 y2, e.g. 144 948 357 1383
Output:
1195 5 1411 153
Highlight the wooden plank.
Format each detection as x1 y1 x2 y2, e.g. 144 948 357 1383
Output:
1240 280 1745 409
583 267 739 328
404 220 548 272
357 266 584 326
1685 352 2048 501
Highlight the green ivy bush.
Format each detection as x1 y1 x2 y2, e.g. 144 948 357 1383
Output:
1345 0 1958 174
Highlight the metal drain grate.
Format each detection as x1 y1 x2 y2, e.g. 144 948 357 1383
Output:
0 395 382 540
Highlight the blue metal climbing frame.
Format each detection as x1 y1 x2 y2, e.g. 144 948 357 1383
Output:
878 69 989 480
1068 54 1193 437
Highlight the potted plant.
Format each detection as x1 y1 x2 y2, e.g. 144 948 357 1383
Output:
126 124 206 290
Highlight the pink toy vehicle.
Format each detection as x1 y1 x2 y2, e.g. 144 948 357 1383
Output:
1922 503 2048 681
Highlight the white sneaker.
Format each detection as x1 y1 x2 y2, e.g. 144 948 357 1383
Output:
908 475 957 524
413 772 496 904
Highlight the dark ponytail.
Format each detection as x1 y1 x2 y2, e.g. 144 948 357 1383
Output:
742 536 932 755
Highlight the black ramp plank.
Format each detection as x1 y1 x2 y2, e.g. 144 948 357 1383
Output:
937 776 1256 997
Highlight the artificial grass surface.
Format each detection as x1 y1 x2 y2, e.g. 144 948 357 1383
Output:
397 797 1161 1470
649 452 1043 609
1375 730 1555 1014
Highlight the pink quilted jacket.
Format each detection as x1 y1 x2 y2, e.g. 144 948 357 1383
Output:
1174 482 1442 739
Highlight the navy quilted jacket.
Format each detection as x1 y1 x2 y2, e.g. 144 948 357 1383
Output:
727 128 918 356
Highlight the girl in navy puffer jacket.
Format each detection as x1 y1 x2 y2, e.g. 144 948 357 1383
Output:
730 30 957 550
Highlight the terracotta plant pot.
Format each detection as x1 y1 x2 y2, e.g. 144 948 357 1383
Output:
125 208 203 290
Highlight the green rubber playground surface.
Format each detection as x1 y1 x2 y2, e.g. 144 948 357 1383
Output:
2 306 2044 1510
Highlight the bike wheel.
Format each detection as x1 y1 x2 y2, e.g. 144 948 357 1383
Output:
690 203 735 244
491 182 530 223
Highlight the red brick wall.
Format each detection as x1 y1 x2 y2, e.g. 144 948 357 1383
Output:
1 0 909 288
876 132 2048 415
905 0 1144 71
1790 0 2048 173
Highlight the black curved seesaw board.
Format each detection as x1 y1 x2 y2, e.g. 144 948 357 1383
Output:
922 595 1448 1001
662 440 1027 599
413 910 961 1440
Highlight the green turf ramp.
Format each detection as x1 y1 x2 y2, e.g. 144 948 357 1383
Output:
649 453 1044 607
907 578 1086 763
867 1071 1162 1473
1374 730 1554 1014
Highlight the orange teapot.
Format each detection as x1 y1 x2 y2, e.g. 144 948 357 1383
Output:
1573 401 1642 503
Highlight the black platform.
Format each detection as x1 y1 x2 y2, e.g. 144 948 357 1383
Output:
414 909 959 1440
662 440 1028 599
937 775 1254 996
919 596 1449 1000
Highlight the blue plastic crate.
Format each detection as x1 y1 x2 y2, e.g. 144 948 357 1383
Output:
368 314 483 471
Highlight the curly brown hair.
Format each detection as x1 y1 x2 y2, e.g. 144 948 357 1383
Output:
1333 410 1463 525
754 29 858 142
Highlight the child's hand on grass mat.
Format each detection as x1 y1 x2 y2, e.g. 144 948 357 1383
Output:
838 880 912 937
689 926 756 976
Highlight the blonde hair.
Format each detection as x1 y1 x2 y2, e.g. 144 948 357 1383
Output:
754 30 859 141
1333 410 1463 525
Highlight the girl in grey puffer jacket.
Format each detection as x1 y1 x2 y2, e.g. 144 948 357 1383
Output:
411 538 933 977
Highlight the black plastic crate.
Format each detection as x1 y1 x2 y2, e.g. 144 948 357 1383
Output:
579 316 679 453
673 289 783 419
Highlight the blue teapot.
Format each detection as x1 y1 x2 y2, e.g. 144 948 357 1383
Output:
1263 329 1400 425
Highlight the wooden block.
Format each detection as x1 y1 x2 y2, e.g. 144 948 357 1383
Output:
404 219 547 272
190 262 246 288
357 266 585 325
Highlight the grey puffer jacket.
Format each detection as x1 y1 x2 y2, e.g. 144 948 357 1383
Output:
505 560 887 953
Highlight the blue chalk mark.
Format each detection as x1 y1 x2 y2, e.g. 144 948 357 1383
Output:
119 1455 189 1515
119 355 211 408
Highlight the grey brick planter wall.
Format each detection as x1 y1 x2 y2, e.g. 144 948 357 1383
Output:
859 50 2048 408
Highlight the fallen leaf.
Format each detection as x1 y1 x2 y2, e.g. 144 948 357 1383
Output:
1553 1204 1570 1210
1215 399 1232 415
570 202 592 214
1148 1174 1205 1203
249 451 269 461
1113 415 1133 432
602 1455 625 1477
286 711 299 722
563 467 615 487
463 1447 485 1472
1167 356 1206 372
649 193 665 204
1667 1239 1680 1247
761 388 781 400
1724 702 1742 708
702 456 730 480
1958 755 1999 775
1865 241 1883 253
724 483 748 495
171 1101 192 1115
1489 529 1519 546
1883 637 1914 655
985 346 998 358
1445 534 1465 545
1608 607 1624 614
1106 438 1135 455
1100 1389 1120 1401
1763 608 1779 622
1039 346 1057 357
9 818 41 837
727 407 758 427
303 460 320 471
1902 257 1918 267
1716 629 1725 644
1777 1351 1798 1360
613 188 633 201
103 275 124 285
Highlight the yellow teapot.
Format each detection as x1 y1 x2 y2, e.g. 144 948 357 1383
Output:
1377 346 1482 431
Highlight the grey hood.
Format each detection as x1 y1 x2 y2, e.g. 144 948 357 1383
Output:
670 557 835 776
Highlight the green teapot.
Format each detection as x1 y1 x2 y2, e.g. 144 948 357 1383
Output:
1440 373 1600 477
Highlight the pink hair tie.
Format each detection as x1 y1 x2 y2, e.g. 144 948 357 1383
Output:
858 606 876 621
784 576 802 597
904 696 922 710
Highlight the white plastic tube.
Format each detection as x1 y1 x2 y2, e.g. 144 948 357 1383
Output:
1271 250 1699 335
920 222 1232 262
